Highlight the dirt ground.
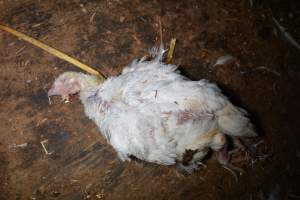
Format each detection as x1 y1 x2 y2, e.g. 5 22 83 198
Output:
0 0 299 199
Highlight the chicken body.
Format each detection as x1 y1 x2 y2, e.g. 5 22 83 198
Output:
49 55 256 171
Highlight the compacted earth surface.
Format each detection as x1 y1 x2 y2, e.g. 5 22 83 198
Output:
0 0 299 199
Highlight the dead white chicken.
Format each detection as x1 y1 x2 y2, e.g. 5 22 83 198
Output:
48 50 256 173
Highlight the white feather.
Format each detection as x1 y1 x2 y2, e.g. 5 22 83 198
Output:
214 55 234 66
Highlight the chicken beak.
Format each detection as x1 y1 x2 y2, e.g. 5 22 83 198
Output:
48 87 68 104
63 95 70 103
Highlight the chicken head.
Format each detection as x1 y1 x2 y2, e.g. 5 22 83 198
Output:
48 72 81 102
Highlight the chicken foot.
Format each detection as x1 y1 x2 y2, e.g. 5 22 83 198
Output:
176 151 207 174
218 139 254 181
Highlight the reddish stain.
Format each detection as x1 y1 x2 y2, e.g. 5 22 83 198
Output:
177 111 191 125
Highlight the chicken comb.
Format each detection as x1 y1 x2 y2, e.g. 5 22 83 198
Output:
0 24 106 82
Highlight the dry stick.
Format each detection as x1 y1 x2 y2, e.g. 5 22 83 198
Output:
40 139 52 155
0 24 106 82
158 17 163 48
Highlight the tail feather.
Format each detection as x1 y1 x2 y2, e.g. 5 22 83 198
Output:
217 104 257 137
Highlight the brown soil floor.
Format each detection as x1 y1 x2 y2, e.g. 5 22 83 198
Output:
0 0 299 199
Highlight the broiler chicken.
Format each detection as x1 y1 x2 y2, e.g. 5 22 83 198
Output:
48 50 256 173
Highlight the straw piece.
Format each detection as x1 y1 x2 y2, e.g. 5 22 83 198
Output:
167 38 176 63
0 24 106 81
